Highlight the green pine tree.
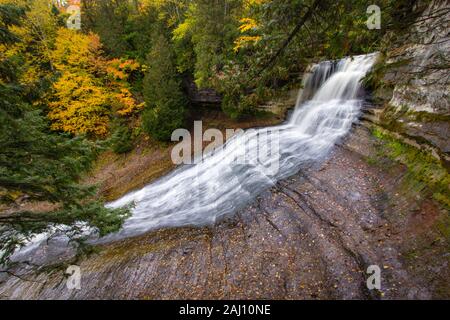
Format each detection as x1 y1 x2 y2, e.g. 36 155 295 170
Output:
142 33 186 141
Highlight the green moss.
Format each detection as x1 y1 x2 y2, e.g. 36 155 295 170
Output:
371 127 450 209
365 156 379 166
379 105 450 138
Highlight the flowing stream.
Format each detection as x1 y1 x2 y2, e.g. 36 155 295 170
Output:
103 53 378 242
6 53 377 264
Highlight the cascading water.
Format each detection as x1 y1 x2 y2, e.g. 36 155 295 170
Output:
102 53 378 242
6 53 377 263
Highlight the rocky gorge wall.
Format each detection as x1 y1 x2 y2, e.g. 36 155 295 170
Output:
367 0 449 162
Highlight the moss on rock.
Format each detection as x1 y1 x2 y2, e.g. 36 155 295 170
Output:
372 127 450 209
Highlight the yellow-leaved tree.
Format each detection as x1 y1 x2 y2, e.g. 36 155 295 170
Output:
48 28 111 137
233 0 268 53
48 28 142 137
48 72 110 136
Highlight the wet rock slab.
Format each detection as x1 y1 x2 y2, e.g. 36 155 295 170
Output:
0 125 445 299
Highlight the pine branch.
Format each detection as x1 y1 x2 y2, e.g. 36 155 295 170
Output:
257 0 321 74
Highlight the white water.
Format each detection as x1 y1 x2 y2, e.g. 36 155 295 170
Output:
102 53 378 242
5 53 377 264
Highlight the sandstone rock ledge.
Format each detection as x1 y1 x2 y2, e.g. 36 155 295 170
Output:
0 123 448 300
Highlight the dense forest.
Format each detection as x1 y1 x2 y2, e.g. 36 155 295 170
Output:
0 0 440 266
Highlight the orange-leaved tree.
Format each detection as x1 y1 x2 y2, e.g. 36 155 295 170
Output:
105 58 143 117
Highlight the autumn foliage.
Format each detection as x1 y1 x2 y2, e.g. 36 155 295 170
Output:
48 28 142 137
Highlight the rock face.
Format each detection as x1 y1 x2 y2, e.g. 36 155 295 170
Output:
1 124 448 299
372 0 450 157
184 77 222 105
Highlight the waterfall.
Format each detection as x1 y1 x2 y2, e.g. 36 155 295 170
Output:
7 53 378 263
102 53 378 242
297 60 336 103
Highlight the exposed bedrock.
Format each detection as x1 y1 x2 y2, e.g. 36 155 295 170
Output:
1 124 447 299
368 0 450 159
